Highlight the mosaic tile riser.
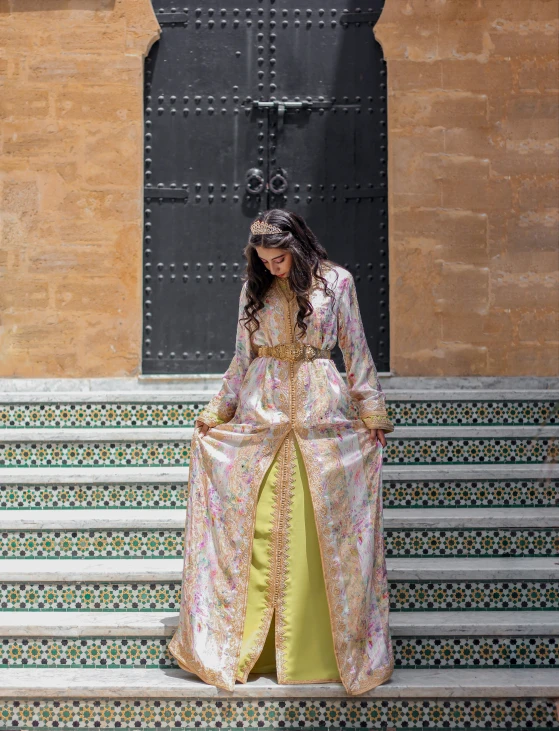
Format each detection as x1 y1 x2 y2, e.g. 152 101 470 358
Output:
1 480 556 510
1 529 557 559
0 400 556 428
0 582 557 611
0 438 557 467
0 697 557 730
0 635 556 669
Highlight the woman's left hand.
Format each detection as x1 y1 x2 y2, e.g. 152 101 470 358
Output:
370 429 387 448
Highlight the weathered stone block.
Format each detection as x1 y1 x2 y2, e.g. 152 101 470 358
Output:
0 87 50 120
518 59 559 91
82 126 142 186
389 60 442 91
53 277 133 313
489 20 559 58
518 311 559 342
434 262 490 315
517 178 559 209
28 54 139 86
391 91 488 128
55 87 141 122
0 279 50 312
491 272 559 309
441 60 513 92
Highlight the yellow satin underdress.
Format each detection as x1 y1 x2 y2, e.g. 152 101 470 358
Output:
235 430 341 684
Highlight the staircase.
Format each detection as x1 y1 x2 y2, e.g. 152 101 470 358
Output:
0 377 558 731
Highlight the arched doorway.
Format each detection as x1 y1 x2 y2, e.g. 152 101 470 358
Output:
142 1 389 375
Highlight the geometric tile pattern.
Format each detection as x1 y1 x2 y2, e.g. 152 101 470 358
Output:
0 483 188 510
0 583 182 611
384 478 559 508
0 403 204 429
390 581 559 611
0 697 556 729
0 637 174 668
0 442 191 468
384 529 559 558
1 636 557 670
0 531 184 559
0 437 557 467
383 437 557 465
1 581 557 612
1 478 556 510
0 399 556 428
392 635 558 669
389 400 558 427
1 529 557 559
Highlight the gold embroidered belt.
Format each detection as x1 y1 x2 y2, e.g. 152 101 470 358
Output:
257 343 331 363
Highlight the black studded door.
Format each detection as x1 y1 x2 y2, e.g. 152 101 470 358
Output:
143 0 388 374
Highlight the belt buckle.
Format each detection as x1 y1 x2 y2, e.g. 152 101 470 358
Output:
278 343 294 362
291 343 304 362
304 345 318 361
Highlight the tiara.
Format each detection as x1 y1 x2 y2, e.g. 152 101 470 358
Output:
250 219 282 236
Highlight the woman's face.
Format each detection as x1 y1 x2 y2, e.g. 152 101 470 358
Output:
255 246 293 278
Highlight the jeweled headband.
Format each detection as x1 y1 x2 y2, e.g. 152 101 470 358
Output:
250 219 282 235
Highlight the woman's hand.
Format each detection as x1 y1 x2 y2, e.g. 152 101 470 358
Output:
196 422 211 438
370 429 387 448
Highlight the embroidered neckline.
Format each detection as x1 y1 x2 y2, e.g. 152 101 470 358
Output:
275 276 295 300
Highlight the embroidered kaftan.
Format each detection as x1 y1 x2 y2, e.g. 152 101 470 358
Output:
169 262 395 695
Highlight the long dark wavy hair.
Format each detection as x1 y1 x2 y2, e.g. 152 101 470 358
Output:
241 209 339 338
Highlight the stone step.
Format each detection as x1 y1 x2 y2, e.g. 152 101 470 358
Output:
1 557 557 582
1 632 557 670
1 667 557 698
1 388 557 429
1 508 556 560
0 669 559 731
1 670 557 731
2 507 557 530
1 528 555 559
1 559 556 611
1 463 558 483
2 426 557 441
1 426 557 467
1 464 556 510
2 610 557 637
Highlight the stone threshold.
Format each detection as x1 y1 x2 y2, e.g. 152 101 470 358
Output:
1 425 557 441
1 557 557 582
1 463 556 484
1 507 557 530
1 667 557 699
0 375 557 396
1 610 557 638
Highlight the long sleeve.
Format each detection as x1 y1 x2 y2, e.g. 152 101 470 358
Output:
336 272 394 434
196 281 255 428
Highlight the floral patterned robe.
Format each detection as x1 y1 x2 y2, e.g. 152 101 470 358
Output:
169 262 395 695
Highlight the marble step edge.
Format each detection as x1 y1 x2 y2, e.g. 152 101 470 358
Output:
1 464 557 485
0 667 557 699
1 390 558 404
1 375 558 392
1 507 558 530
1 610 558 637
1 426 558 441
0 557 557 582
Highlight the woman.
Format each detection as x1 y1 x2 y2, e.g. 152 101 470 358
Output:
169 209 395 695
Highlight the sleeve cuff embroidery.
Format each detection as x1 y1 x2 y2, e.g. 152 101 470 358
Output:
195 400 234 429
361 413 394 434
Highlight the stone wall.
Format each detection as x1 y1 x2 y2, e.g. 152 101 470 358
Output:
0 0 160 377
0 0 557 377
375 0 558 375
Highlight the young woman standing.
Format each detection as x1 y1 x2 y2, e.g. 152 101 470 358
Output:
169 209 395 695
